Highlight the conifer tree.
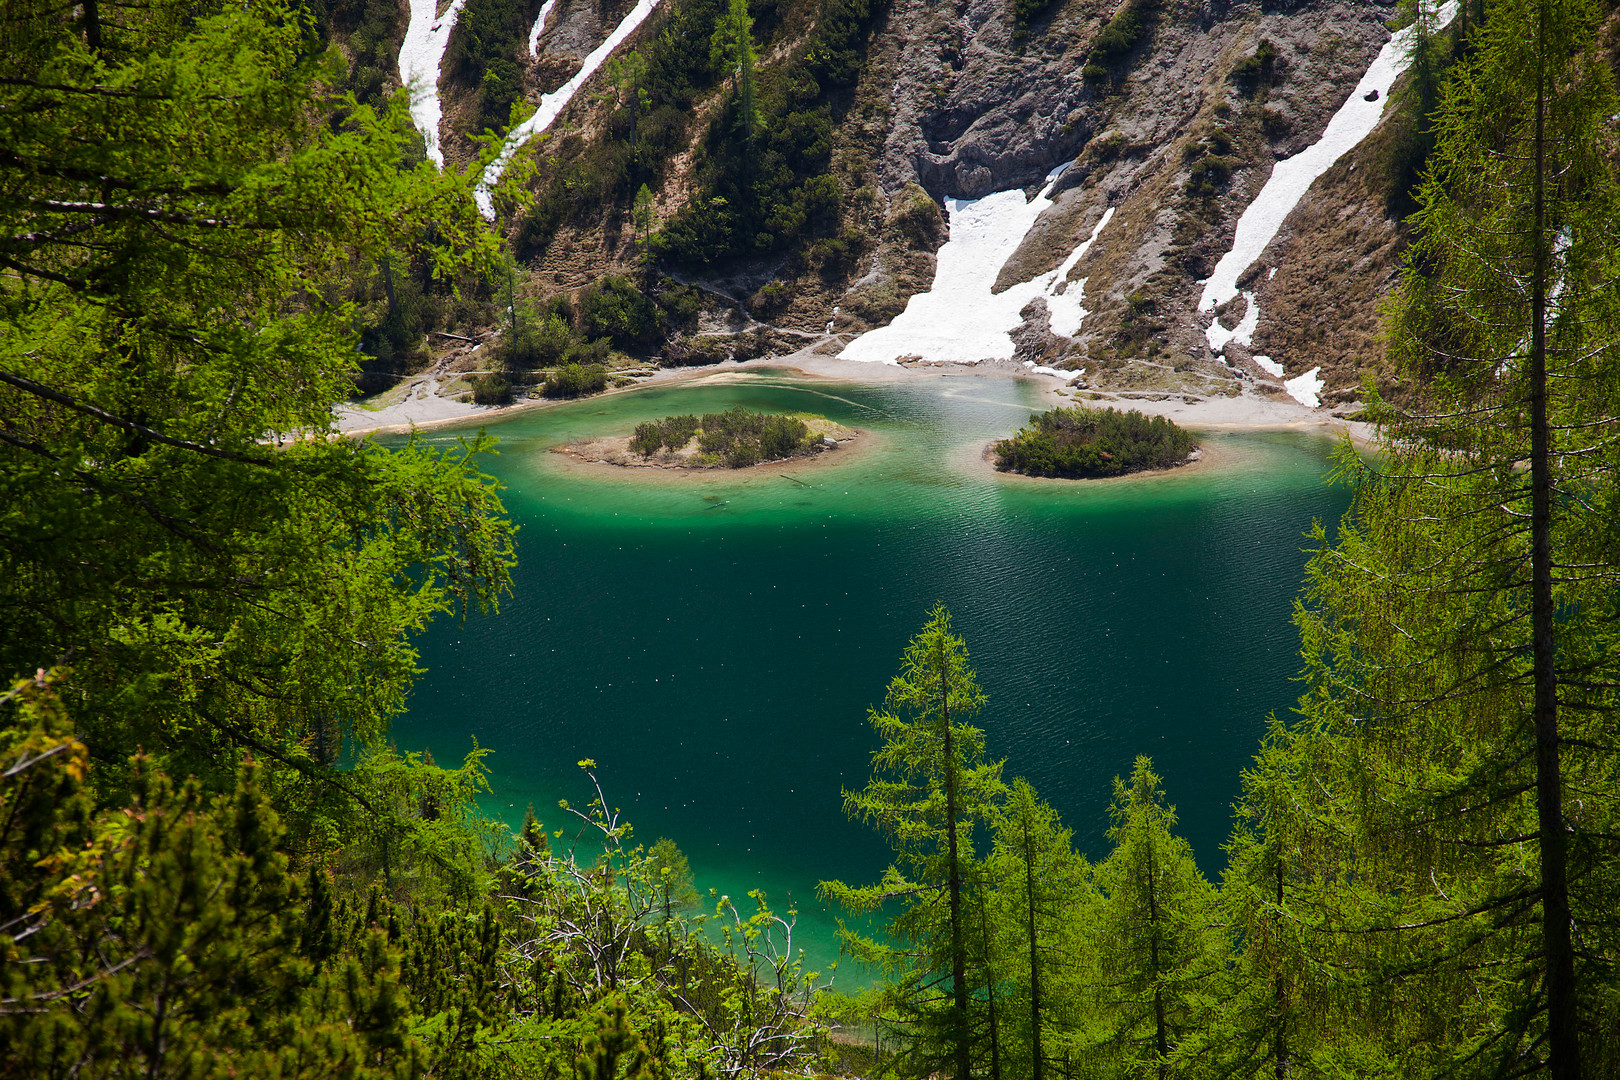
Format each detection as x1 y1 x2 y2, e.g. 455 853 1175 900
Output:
819 604 1008 1080
1237 0 1620 1072
1090 757 1222 1079
0 0 513 798
985 778 1093 1080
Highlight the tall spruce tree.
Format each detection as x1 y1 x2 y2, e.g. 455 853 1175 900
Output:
819 604 1008 1080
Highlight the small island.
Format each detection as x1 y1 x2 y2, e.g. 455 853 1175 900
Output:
994 405 1199 478
561 406 857 470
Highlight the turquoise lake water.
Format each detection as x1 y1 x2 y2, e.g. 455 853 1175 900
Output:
392 368 1352 979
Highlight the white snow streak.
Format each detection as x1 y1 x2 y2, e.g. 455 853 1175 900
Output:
840 168 1113 365
1285 367 1324 408
1252 354 1285 378
399 0 470 167
1198 0 1459 314
1204 291 1259 352
1024 361 1085 380
528 0 557 57
476 0 661 217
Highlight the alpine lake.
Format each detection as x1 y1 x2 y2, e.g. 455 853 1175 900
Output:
388 367 1353 981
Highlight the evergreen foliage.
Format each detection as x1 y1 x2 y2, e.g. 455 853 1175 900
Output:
651 0 877 264
994 406 1197 478
628 406 816 466
820 605 1009 1080
1082 0 1156 88
449 0 545 137
0 0 514 796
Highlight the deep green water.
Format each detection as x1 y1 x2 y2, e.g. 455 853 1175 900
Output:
393 368 1351 979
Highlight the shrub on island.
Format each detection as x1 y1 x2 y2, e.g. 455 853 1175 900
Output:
994 405 1197 478
631 407 817 468
629 414 702 456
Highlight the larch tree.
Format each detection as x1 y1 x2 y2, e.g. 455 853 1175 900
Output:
819 604 1008 1080
0 0 514 802
1244 0 1620 1073
1089 757 1222 1079
985 777 1094 1080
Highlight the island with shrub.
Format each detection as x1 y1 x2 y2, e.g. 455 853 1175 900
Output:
560 407 858 470
994 405 1199 478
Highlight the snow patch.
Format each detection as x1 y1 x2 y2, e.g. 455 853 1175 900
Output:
476 0 661 217
1198 0 1459 313
1285 367 1324 408
1023 361 1084 380
841 169 1113 365
1252 354 1284 378
1204 291 1260 352
399 0 470 167
528 0 557 57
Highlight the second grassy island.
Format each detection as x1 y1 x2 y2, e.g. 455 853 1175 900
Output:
994 405 1199 478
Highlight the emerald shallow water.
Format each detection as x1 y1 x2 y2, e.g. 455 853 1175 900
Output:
394 369 1351 978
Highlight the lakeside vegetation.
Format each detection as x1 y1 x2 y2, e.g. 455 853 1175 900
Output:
629 406 825 467
994 405 1197 478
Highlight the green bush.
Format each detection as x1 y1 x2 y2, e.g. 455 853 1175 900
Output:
661 406 816 466
581 275 660 348
994 406 1196 478
543 362 608 398
470 373 515 405
629 420 663 456
1231 39 1282 95
1186 154 1239 197
630 414 701 456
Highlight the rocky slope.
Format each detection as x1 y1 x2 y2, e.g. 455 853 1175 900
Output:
361 0 1442 412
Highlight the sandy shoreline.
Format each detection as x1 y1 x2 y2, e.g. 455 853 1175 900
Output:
335 339 1377 452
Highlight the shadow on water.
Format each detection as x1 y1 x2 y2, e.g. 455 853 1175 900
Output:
392 370 1353 980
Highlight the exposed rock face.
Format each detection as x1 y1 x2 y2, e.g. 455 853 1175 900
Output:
856 0 1409 402
407 0 1422 405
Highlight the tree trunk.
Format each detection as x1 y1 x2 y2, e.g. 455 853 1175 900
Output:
1023 812 1045 1080
940 636 970 1080
1147 828 1168 1080
1529 9 1580 1076
1274 859 1288 1080
82 0 102 51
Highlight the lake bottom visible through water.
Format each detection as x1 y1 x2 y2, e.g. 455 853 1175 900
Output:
392 370 1352 979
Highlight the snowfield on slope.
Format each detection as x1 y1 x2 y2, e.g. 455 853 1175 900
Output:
399 0 469 167
1199 1 1458 406
475 0 661 217
528 0 556 56
841 167 1112 367
1200 1 1459 314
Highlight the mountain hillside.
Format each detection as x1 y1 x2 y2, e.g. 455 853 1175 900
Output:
327 0 1457 413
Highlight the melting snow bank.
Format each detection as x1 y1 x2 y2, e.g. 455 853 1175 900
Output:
1252 355 1284 378
400 0 469 167
840 169 1113 366
1199 0 1457 314
1205 291 1259 352
527 0 556 56
1025 361 1083 380
1285 367 1323 408
475 0 661 217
